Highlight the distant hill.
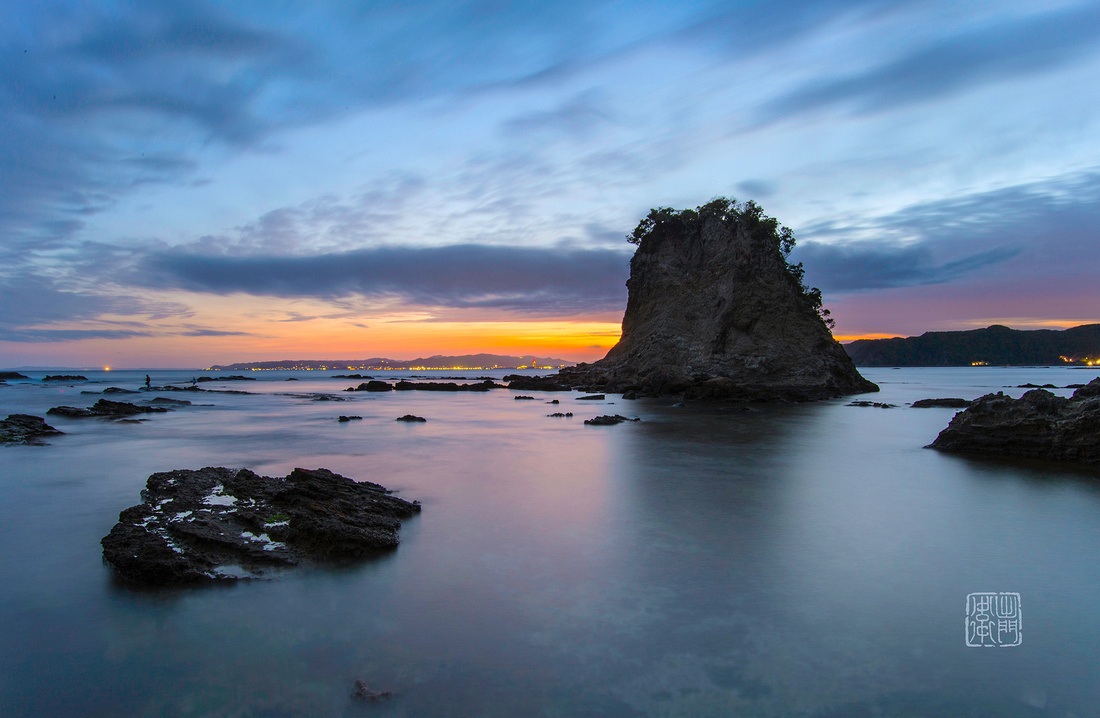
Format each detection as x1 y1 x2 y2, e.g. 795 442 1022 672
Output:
208 354 576 371
844 324 1100 367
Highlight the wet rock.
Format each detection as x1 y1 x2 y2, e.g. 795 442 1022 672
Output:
101 467 421 585
929 378 1100 464
393 380 502 392
911 398 971 408
395 414 427 422
352 680 394 703
338 415 363 422
348 381 393 392
846 401 898 408
576 394 605 401
584 414 641 425
503 374 571 391
0 414 64 445
47 399 172 419
43 374 87 381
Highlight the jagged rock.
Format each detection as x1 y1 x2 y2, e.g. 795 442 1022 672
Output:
911 398 971 408
395 414 427 422
555 201 877 401
514 395 536 400
338 415 363 422
504 375 571 391
928 378 1100 464
47 399 171 418
43 374 87 381
576 394 605 401
101 467 420 585
584 414 640 426
0 371 29 380
547 412 574 418
348 381 393 392
393 380 502 392
0 414 64 445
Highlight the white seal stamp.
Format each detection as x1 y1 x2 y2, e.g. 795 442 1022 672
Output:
966 592 1022 647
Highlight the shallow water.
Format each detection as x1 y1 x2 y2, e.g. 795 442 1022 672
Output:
2 366 1100 716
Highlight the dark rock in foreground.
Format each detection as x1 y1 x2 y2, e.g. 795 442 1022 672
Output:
584 414 640 426
928 378 1100 464
101 467 421 585
43 374 87 381
555 201 878 401
0 371 29 380
48 399 171 419
395 414 426 422
911 398 971 408
1 414 64 445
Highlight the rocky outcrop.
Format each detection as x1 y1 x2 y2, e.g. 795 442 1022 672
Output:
555 201 877 401
584 414 641 426
928 379 1100 464
47 399 171 419
393 380 503 392
101 467 420 585
911 398 971 408
347 381 393 392
0 372 29 380
196 375 255 382
1 414 64 445
395 414 426 422
43 374 87 381
504 375 572 392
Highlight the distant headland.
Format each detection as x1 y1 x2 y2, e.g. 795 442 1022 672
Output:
208 353 576 372
844 323 1100 367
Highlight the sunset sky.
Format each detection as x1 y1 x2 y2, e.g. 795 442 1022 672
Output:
3 0 1099 367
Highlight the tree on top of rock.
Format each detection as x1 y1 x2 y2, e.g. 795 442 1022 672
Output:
626 197 834 329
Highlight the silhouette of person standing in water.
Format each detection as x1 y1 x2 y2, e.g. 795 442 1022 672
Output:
145 374 151 389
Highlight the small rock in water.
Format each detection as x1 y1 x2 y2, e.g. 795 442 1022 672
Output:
583 414 640 426
910 398 970 408
338 415 362 422
547 399 560 404
352 680 394 702
514 395 536 400
47 399 172 419
846 401 898 408
576 394 605 401
547 412 574 418
395 414 427 422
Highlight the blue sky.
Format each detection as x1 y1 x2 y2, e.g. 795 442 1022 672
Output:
2 0 1099 366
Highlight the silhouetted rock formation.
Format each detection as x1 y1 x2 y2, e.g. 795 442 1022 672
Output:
393 380 503 392
557 201 877 401
395 414 426 422
504 375 571 391
1 414 64 445
102 467 420 585
43 375 87 381
928 378 1100 464
0 372 29 380
347 381 393 392
584 414 640 425
845 323 1100 366
47 399 171 419
911 398 971 408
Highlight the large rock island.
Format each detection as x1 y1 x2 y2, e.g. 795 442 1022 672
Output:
558 199 877 400
102 467 420 585
928 378 1100 464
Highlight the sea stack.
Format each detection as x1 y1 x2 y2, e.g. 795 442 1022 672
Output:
559 199 878 400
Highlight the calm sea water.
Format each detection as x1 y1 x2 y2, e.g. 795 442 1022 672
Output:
2 366 1100 717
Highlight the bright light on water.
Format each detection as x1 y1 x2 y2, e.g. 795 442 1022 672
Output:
1 367 1099 715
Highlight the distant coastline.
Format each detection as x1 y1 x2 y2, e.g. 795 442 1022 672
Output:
844 323 1100 367
207 353 577 372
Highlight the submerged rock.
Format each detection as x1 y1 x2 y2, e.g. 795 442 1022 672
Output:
911 398 971 408
584 414 640 426
47 399 172 419
928 379 1100 464
555 200 877 401
101 467 421 585
0 414 64 445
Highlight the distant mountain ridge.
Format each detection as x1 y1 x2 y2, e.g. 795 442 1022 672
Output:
208 354 576 371
844 324 1100 366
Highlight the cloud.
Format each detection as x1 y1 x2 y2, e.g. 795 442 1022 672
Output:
142 244 631 315
760 3 1100 122
795 169 1100 292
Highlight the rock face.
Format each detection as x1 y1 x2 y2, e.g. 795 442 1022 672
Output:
928 379 1100 464
556 202 877 400
0 414 64 445
101 467 421 585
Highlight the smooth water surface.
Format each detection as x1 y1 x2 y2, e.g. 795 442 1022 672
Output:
2 367 1099 716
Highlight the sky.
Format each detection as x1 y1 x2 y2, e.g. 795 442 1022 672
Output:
2 0 1099 368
